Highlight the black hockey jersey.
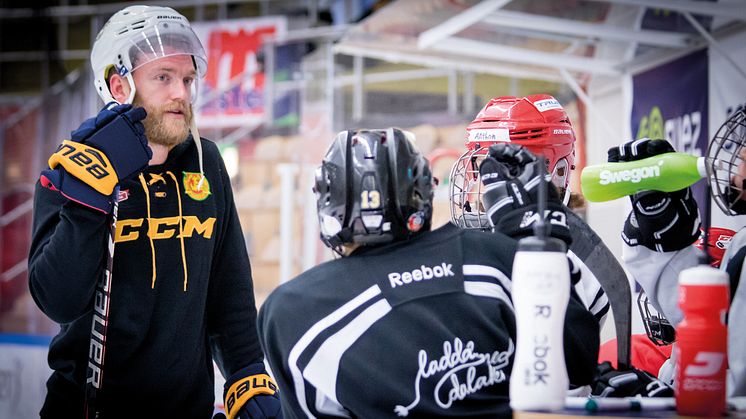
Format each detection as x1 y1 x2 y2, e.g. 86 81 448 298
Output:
29 137 262 418
258 223 599 418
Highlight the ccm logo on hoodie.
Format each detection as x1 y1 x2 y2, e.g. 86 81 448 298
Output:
388 263 454 288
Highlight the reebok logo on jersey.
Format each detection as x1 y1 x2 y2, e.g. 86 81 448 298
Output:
388 263 454 288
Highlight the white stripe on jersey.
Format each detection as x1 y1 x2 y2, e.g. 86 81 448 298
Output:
464 281 513 308
463 264 513 308
463 264 512 292
304 299 392 412
288 284 382 419
589 288 610 314
567 250 610 320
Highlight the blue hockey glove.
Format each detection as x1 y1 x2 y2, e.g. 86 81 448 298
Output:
607 138 700 252
40 103 152 213
479 143 572 245
223 363 282 419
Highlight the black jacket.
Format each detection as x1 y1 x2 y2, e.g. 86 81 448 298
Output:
29 137 262 418
258 223 599 419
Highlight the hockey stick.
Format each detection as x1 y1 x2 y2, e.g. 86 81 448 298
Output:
566 210 632 370
85 186 119 418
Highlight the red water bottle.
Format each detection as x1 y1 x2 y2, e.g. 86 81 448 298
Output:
675 265 729 417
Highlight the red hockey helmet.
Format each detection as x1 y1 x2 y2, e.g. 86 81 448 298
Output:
450 94 576 229
694 227 736 268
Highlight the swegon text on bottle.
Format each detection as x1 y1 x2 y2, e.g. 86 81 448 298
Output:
597 161 663 185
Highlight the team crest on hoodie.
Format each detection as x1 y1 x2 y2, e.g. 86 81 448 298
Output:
183 172 211 201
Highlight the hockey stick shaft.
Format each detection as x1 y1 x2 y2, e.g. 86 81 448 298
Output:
566 211 632 369
85 186 119 418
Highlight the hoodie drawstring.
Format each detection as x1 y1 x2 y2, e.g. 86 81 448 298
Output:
138 173 157 289
166 171 189 291
189 111 206 190
138 171 189 291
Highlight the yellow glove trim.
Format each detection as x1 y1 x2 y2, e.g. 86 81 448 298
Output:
225 373 278 419
48 140 118 195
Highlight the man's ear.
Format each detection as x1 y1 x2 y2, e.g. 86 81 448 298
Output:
108 73 131 104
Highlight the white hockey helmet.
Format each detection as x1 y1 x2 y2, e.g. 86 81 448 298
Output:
90 5 208 104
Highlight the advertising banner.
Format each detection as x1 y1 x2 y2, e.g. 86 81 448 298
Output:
192 17 287 128
709 30 746 230
631 49 709 206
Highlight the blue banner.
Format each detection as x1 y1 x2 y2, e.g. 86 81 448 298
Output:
631 49 709 206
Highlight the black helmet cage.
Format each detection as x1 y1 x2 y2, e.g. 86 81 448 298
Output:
707 108 746 215
637 290 676 346
314 128 434 255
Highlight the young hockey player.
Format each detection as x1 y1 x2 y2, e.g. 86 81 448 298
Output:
610 110 746 397
257 128 599 418
449 94 610 326
449 95 680 398
28 5 279 418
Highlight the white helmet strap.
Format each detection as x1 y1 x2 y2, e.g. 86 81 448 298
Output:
189 106 206 190
124 73 136 105
561 186 571 206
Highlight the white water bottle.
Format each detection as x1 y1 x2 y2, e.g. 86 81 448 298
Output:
509 235 571 411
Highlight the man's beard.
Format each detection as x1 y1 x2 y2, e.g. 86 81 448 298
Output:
134 98 192 147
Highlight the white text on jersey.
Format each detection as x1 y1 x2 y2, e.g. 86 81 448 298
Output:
388 263 454 288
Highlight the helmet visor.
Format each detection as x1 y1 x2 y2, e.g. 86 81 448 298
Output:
128 22 207 77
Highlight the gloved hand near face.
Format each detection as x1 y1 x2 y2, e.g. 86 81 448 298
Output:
40 102 152 213
607 138 700 252
479 143 572 246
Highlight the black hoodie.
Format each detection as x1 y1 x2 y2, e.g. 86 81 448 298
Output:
29 136 262 418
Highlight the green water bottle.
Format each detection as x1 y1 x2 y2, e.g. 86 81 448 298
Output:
581 152 706 202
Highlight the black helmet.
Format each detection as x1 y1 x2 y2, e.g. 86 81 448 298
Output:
314 128 434 254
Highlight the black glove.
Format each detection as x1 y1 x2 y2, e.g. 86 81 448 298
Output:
224 362 282 419
591 361 673 397
608 138 700 252
479 143 571 246
39 103 152 213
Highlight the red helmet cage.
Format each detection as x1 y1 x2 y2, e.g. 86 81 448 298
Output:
450 94 576 229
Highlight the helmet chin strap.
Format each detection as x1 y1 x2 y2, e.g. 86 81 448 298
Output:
189 106 206 191
561 187 571 206
123 73 136 105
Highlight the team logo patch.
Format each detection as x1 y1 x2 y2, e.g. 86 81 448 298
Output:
183 172 211 201
407 211 425 232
